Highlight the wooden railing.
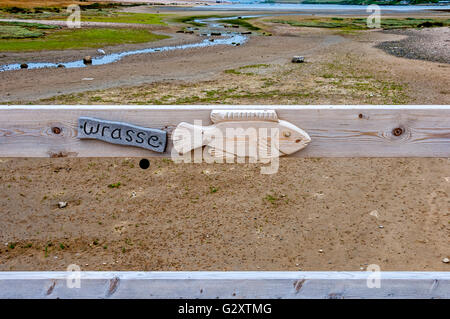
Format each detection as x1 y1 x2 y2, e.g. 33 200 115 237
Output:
0 104 449 298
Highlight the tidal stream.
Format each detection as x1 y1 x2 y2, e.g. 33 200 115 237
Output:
0 16 250 72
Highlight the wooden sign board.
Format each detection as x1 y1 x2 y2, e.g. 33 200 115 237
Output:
0 105 449 158
77 117 167 153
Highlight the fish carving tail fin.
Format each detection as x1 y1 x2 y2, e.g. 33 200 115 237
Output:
172 122 205 154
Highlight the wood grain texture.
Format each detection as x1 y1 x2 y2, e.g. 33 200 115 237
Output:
0 105 449 157
0 271 448 299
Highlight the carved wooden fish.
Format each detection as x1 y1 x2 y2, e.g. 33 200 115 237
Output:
173 110 310 160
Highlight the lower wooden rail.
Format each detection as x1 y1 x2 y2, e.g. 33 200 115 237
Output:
0 271 448 299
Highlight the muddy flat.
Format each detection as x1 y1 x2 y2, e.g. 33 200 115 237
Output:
0 158 449 271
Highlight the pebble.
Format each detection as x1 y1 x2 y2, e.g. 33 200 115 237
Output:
369 210 379 218
58 202 67 209
443 258 449 263
378 225 384 229
318 249 323 253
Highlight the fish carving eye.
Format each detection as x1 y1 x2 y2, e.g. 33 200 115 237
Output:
283 131 291 137
295 139 302 143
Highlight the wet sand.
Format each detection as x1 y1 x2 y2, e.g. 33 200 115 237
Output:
0 158 449 271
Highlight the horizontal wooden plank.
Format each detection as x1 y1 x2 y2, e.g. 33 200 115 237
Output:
0 271 448 299
0 105 449 157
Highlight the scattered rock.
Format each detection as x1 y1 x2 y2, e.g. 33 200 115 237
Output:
443 258 449 263
57 64 65 68
369 210 379 218
176 30 184 33
318 249 324 253
185 30 194 34
232 25 239 28
211 32 221 36
241 31 252 35
97 49 106 55
83 56 92 65
378 225 384 229
58 201 67 209
209 39 214 42
20 63 28 69
291 56 305 63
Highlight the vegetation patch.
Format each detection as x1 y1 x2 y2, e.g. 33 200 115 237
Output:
271 17 450 30
0 4 166 25
0 28 169 51
0 1 92 9
173 15 226 27
0 21 58 39
224 18 261 31
225 64 270 75
175 15 260 31
79 12 167 25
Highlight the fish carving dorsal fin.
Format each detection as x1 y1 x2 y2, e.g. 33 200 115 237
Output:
210 110 278 123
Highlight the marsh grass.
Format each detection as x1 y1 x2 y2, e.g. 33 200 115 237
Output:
175 15 260 31
0 1 92 9
271 17 450 30
0 5 167 25
0 28 169 51
0 25 43 39
0 21 58 39
224 18 261 31
173 15 226 26
79 12 167 25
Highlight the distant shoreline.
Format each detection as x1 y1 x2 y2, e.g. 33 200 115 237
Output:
101 0 449 7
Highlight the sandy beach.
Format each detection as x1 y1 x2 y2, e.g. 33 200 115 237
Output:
1 157 449 271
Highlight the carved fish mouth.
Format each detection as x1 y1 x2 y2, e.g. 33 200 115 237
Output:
279 135 311 156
